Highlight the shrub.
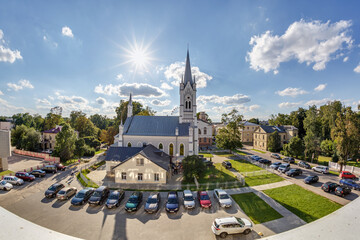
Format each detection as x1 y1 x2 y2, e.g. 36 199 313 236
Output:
83 145 95 157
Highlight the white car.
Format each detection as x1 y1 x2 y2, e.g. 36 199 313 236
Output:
213 189 232 208
212 216 252 238
3 176 24 186
0 180 13 191
312 166 329 174
183 190 195 209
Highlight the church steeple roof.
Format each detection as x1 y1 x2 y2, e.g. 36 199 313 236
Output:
129 93 132 104
184 49 193 86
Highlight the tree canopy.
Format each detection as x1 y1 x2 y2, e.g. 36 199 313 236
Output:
182 155 206 183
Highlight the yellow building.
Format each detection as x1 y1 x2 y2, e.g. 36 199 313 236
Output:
41 126 62 150
240 121 259 144
253 125 298 151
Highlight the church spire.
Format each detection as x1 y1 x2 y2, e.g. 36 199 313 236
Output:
184 49 193 86
127 93 133 117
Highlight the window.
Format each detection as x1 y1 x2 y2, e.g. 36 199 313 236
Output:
204 127 207 135
127 142 132 147
121 172 126 180
138 173 143 181
262 135 264 140
247 127 249 130
180 144 184 156
154 173 160 181
199 138 201 143
159 143 163 150
169 143 174 156
136 158 144 166
198 129 201 134
283 135 285 140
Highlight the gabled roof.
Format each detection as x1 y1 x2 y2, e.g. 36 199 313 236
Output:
259 125 286 133
123 115 190 136
241 121 259 126
106 144 170 170
43 126 62 134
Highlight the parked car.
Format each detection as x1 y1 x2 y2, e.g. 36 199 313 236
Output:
183 190 195 209
3 176 24 186
203 159 213 167
125 191 143 212
43 149 53 154
285 168 303 177
144 192 160 213
250 155 261 161
335 185 352 197
106 190 125 209
54 163 66 171
88 186 110 205
0 180 13 191
213 189 232 208
270 153 281 160
42 165 57 174
166 191 179 213
258 159 271 164
45 183 65 198
30 169 46 178
304 175 319 184
321 182 339 192
56 187 77 200
277 163 291 173
15 172 35 182
283 157 295 164
312 166 329 174
339 179 360 190
270 162 282 170
298 161 311 169
211 216 252 238
198 191 212 208
339 171 357 179
222 161 232 169
71 187 95 205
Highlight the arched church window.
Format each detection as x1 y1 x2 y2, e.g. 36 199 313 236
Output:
204 127 207 135
169 143 174 156
198 129 201 134
185 101 188 109
188 101 191 108
159 143 163 150
180 144 184 156
127 142 132 147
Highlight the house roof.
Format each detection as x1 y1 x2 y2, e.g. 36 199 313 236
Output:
105 144 170 170
123 115 190 136
259 125 286 133
43 126 62 134
241 121 259 126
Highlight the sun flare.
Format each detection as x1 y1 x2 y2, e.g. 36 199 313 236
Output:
122 39 154 74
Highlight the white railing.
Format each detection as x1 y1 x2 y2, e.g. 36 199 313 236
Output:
329 161 360 174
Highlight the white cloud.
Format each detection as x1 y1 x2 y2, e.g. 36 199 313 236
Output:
0 97 30 115
314 84 327 92
354 63 360 73
164 61 213 88
249 104 260 111
58 95 88 104
62 26 74 38
197 94 251 105
150 99 171 107
48 96 54 101
7 79 34 91
276 87 308 97
96 97 106 105
43 34 58 48
94 83 165 98
36 98 51 106
306 98 331 106
0 29 22 63
0 90 3 95
247 19 353 73
116 74 123 80
278 102 302 108
343 56 349 62
160 82 173 90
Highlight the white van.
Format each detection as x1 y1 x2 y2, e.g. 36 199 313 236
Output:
3 176 24 186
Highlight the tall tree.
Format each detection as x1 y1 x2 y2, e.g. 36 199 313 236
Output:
319 101 343 140
74 138 86 159
289 107 306 138
268 131 281 152
283 136 305 158
303 106 322 160
115 100 155 125
268 113 291 126
70 111 86 128
55 123 77 161
74 115 98 138
11 125 29 149
89 114 113 130
44 113 63 130
11 125 40 151
217 109 243 152
182 155 206 183
248 118 259 125
320 139 335 157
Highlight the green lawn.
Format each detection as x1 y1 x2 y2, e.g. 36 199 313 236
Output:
234 150 249 156
95 149 106 155
329 170 340 176
213 152 235 158
317 156 331 166
252 149 266 154
346 161 360 168
263 185 342 223
229 159 263 173
63 158 79 166
77 170 99 188
197 163 238 184
245 174 284 186
0 170 14 177
232 192 283 224
199 153 214 158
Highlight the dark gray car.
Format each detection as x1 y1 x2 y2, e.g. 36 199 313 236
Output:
144 192 161 213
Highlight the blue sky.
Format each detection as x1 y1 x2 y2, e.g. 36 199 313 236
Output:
1 0 360 122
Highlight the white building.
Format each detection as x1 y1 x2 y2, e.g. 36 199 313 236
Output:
0 130 11 171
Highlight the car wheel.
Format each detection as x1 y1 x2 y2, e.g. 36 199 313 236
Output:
220 232 228 238
243 229 251 235
81 200 84 205
17 183 21 186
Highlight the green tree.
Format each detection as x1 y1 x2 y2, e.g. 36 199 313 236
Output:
74 138 86 159
268 113 291 126
32 114 45 131
55 124 77 161
320 139 335 157
289 107 306 138
248 118 259 125
283 137 305 158
11 125 28 149
74 115 98 138
268 131 281 152
319 101 343 140
182 155 206 183
89 114 113 130
12 113 34 128
22 128 41 151
216 109 243 152
303 106 322 160
44 113 63 130
70 111 86 128
115 100 155 126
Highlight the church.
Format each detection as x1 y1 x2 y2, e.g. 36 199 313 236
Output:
105 50 212 184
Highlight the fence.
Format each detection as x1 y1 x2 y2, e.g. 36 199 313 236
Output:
13 149 60 163
329 162 360 175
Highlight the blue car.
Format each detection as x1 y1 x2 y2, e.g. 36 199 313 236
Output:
166 191 179 213
339 179 360 190
250 156 261 161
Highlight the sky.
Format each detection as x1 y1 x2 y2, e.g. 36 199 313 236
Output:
1 0 360 122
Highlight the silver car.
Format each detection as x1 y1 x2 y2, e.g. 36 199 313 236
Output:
144 192 160 213
213 189 232 208
3 176 24 186
183 190 195 209
0 180 13 191
56 187 77 200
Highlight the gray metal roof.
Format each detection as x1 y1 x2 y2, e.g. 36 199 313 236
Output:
241 121 259 126
260 125 286 133
123 115 190 136
106 144 170 170
184 49 193 86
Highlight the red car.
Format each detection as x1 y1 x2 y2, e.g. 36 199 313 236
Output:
15 172 35 181
55 163 66 171
197 191 212 208
339 171 357 179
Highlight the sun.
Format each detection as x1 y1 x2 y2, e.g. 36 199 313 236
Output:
122 39 154 74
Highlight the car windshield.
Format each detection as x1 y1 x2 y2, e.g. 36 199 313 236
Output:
147 198 158 204
75 192 85 198
13 177 19 180
108 193 119 200
236 217 245 226
219 194 229 199
93 191 102 197
168 197 178 204
48 185 57 191
184 195 194 201
200 194 210 200
128 196 138 203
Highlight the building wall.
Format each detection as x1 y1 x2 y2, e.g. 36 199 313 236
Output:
197 120 212 147
253 129 287 151
0 122 12 131
42 132 57 150
240 124 258 143
0 130 11 171
113 153 168 184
